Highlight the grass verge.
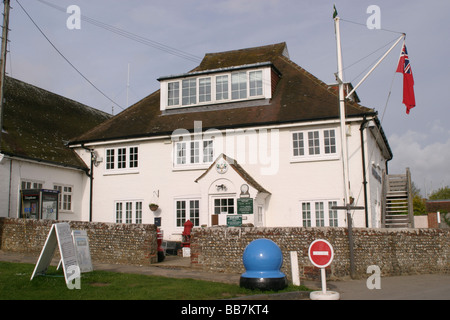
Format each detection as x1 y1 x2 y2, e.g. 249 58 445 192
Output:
0 261 310 300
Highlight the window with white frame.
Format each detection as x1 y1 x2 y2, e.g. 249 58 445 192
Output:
105 146 139 171
115 200 143 224
168 81 180 106
301 200 340 227
174 139 214 168
292 128 338 161
21 180 43 190
161 67 269 109
231 72 247 100
214 198 235 214
199 77 211 103
216 75 229 100
53 184 73 211
182 78 197 106
176 199 200 227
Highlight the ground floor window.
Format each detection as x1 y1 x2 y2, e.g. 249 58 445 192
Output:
115 200 143 224
53 184 73 211
176 199 200 227
301 200 339 227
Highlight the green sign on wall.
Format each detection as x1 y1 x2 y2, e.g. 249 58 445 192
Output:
227 215 242 227
237 198 254 215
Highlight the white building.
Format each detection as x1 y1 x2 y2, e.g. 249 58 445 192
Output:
69 43 393 241
0 77 110 221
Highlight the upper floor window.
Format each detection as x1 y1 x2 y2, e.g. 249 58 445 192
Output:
174 139 214 168
292 128 338 161
106 146 139 172
159 65 275 110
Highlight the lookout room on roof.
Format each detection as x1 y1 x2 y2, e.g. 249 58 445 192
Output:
158 62 280 111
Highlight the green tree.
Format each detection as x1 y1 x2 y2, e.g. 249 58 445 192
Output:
429 186 450 200
411 182 426 215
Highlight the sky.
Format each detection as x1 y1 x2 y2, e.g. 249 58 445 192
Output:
5 0 450 196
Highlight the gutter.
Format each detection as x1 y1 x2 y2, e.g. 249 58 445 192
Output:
360 117 369 228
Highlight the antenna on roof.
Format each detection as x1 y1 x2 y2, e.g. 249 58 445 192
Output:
126 63 130 108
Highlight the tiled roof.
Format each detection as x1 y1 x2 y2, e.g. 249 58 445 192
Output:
70 42 376 145
0 77 111 169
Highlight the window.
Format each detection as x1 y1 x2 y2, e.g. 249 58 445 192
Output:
21 180 43 190
161 67 269 109
214 198 235 214
292 128 338 160
135 202 142 224
308 131 320 155
168 82 179 106
216 75 228 100
292 132 304 156
106 149 115 170
302 202 311 227
203 140 214 163
176 199 200 227
115 200 143 224
105 146 139 171
249 71 263 96
174 139 214 167
190 141 200 164
301 201 339 227
199 77 211 103
118 148 127 169
182 78 196 106
176 142 187 165
231 72 247 100
129 147 138 168
328 201 338 227
54 185 73 211
315 202 324 226
115 202 122 223
324 130 336 154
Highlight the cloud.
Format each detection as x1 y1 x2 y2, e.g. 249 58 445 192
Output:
388 128 450 195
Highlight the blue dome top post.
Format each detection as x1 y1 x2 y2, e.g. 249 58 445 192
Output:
239 239 288 291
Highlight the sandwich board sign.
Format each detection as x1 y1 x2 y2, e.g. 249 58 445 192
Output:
31 223 80 288
72 229 93 273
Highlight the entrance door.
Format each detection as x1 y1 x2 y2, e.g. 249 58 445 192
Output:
211 196 236 226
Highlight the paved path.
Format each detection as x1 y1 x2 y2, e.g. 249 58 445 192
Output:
1 250 449 300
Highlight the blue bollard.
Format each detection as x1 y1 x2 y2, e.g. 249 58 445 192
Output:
240 239 288 291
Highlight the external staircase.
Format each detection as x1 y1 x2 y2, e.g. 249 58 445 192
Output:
381 168 414 228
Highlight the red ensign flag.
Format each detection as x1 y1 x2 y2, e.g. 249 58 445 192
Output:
396 43 416 114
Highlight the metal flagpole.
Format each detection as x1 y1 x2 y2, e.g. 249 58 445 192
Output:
333 8 365 279
334 13 350 207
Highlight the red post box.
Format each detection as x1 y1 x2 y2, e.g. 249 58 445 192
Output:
181 220 194 247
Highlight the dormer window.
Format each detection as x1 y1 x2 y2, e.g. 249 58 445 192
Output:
159 62 279 111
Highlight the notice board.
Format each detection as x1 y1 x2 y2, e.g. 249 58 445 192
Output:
31 223 79 285
72 229 93 273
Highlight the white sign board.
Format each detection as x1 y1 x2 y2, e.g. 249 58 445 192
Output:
72 230 93 273
31 223 79 285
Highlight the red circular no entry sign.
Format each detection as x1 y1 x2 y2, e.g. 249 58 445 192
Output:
308 239 334 268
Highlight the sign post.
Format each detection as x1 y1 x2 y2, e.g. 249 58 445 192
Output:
332 204 365 279
308 239 340 300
